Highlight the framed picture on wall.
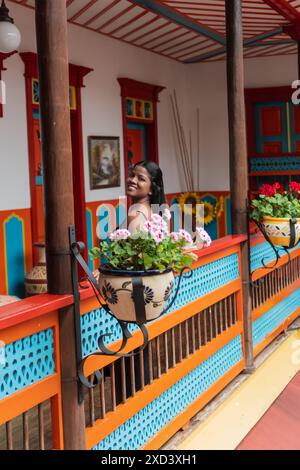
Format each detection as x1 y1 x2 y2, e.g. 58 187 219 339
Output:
88 136 121 189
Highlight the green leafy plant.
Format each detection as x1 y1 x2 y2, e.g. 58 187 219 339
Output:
89 212 200 273
251 182 300 222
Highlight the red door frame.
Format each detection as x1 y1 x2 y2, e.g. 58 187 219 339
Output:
118 78 165 180
245 86 298 157
20 52 93 263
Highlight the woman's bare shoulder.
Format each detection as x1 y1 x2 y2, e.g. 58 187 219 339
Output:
128 204 151 220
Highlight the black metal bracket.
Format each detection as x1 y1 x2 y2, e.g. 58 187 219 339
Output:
248 204 300 324
252 219 291 272
69 225 192 404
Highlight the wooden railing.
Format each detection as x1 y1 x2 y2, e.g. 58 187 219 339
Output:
80 236 246 450
1 234 300 450
0 295 71 449
250 236 300 357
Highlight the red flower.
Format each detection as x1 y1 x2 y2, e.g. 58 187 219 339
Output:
259 183 275 197
289 181 300 193
273 182 281 191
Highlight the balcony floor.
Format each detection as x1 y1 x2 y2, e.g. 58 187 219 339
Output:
164 318 300 451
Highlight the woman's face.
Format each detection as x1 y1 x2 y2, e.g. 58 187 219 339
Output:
126 165 152 200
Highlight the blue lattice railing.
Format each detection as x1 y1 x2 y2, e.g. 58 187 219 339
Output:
253 288 300 347
250 241 298 272
93 336 243 450
250 156 300 173
0 329 55 399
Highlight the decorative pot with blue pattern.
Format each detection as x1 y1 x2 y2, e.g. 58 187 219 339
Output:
98 267 174 323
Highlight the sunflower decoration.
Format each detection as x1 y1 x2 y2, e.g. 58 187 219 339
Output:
202 201 215 225
214 196 224 220
198 196 224 225
177 192 201 216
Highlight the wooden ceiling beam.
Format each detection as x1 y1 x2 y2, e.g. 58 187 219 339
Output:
262 0 300 22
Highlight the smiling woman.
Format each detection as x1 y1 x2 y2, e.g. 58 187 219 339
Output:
126 160 166 233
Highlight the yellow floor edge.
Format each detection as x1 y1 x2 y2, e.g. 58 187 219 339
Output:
177 331 300 450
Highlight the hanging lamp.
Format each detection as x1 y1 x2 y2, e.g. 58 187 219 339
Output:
0 0 21 53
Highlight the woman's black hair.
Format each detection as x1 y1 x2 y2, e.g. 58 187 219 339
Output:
133 160 166 205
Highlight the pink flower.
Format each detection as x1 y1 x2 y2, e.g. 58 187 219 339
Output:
170 232 179 242
163 208 171 221
153 232 163 243
109 229 131 241
160 220 169 234
196 227 212 247
143 221 152 231
178 229 193 245
148 227 164 243
151 213 163 224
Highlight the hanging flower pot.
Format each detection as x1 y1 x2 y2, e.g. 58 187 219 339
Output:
260 216 300 248
98 267 174 323
251 182 300 248
89 210 208 325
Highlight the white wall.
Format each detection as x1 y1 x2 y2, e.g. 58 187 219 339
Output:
0 2 299 210
186 55 298 191
0 2 188 211
1 53 29 210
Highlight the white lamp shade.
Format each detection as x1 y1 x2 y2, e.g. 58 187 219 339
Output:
0 21 21 53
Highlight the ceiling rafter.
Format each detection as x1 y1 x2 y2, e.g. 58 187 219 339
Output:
262 0 300 22
129 0 226 44
7 0 300 63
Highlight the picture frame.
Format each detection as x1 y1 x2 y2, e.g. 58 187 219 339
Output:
88 136 121 190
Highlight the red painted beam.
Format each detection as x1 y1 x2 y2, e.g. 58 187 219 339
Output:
263 0 300 22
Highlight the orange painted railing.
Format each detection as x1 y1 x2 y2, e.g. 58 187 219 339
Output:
250 234 300 357
1 234 300 450
80 235 246 450
0 294 72 449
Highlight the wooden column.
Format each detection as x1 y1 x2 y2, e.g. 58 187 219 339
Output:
283 24 300 78
298 41 300 81
35 0 86 449
225 0 254 371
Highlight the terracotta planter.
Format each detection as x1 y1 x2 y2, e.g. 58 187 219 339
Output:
25 243 47 295
261 216 300 248
98 267 175 323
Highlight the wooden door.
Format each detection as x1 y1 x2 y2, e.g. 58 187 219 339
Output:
127 123 147 168
246 87 300 191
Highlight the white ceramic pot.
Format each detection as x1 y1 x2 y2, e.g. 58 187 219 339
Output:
261 216 300 248
98 268 175 323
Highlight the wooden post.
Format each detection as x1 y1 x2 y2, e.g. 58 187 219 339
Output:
225 0 254 371
282 24 300 79
298 40 300 81
35 0 86 449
